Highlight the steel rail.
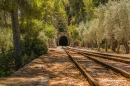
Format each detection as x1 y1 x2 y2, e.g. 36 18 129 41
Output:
64 49 99 86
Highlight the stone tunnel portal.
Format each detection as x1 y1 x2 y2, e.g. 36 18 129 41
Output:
59 36 68 46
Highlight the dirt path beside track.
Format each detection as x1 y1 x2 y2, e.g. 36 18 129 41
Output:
0 47 89 86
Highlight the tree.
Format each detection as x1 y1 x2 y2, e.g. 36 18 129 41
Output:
94 4 106 51
64 0 87 25
11 7 22 70
68 24 79 46
82 0 130 53
103 0 130 53
76 21 86 47
84 19 98 49
54 0 68 32
0 0 51 70
112 0 130 53
0 0 22 70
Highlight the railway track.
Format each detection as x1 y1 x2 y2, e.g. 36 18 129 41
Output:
79 49 130 64
64 47 130 86
68 47 130 75
68 47 130 61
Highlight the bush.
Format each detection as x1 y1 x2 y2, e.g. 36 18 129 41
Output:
0 70 13 77
0 49 14 77
33 39 48 55
22 37 48 57
21 54 29 66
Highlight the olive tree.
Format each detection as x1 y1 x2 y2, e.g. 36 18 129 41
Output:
76 21 86 47
103 1 117 52
104 0 130 53
94 5 106 51
84 19 98 49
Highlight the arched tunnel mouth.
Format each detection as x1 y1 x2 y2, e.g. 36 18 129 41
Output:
59 36 68 46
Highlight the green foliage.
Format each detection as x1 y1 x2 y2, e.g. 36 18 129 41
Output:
53 0 68 32
0 70 13 77
92 0 108 6
64 0 86 24
21 36 48 65
0 49 14 77
21 54 28 66
0 0 17 11
20 19 43 36
20 19 57 40
76 0 130 52
84 0 94 20
0 4 14 76
0 29 13 53
44 23 57 39
68 24 79 41
33 39 48 55
22 37 48 57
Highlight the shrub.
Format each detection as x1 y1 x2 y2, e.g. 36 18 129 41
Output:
22 37 48 57
0 49 14 77
21 54 28 66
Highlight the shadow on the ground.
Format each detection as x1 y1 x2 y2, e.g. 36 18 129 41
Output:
0 49 88 86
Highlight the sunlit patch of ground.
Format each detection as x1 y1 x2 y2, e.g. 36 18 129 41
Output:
0 77 48 86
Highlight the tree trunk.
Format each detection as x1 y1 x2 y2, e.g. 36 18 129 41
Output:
97 42 100 51
123 41 129 54
91 42 94 50
98 44 100 51
111 39 117 52
11 8 22 70
82 41 85 47
117 41 120 53
48 39 51 48
105 39 108 52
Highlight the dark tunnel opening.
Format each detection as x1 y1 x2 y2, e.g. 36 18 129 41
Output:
59 36 68 46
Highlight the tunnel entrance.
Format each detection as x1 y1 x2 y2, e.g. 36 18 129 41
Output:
59 36 68 46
